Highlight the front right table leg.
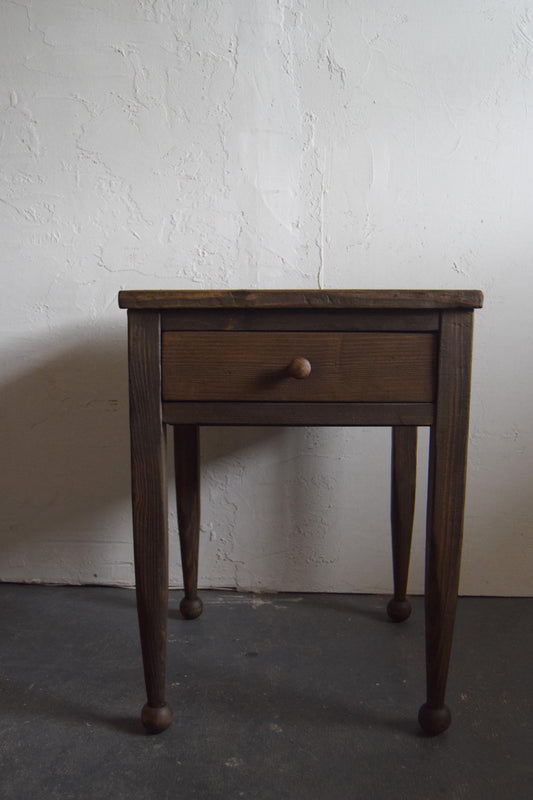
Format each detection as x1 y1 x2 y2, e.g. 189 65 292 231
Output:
419 310 474 735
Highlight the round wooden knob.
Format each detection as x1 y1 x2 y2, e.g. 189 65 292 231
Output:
287 356 311 379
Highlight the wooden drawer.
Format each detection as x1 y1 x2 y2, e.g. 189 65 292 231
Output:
162 332 436 403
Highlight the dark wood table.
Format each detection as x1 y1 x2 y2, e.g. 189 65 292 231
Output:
118 289 483 736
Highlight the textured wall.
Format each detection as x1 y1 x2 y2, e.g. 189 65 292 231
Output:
1 1 532 594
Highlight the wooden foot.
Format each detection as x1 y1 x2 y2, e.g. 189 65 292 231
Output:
387 597 412 622
180 596 203 619
388 426 417 622
418 703 451 736
174 424 203 620
141 703 173 734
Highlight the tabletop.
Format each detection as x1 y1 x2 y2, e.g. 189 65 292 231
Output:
118 289 484 310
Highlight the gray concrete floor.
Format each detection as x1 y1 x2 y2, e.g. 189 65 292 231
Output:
0 586 531 799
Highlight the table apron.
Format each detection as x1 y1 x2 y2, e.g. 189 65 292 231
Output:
161 401 434 427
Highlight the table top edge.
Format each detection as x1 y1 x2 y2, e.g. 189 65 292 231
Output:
118 289 484 310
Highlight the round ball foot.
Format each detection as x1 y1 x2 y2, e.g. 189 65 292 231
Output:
387 597 412 622
180 595 203 620
141 703 173 734
418 703 451 736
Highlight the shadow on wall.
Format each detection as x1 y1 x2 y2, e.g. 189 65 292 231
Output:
0 325 297 586
0 324 398 590
0 325 132 584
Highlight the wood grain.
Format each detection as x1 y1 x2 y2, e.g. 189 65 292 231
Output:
162 332 437 402
128 309 171 731
419 310 474 735
161 309 441 332
162 401 435 426
119 289 483 310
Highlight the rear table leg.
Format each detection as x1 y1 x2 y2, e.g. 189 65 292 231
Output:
387 426 417 622
174 424 203 620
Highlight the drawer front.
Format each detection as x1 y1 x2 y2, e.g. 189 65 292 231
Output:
162 332 436 403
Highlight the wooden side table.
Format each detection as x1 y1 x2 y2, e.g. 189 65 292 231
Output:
118 289 483 736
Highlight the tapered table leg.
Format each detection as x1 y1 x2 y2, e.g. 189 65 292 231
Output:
387 426 417 622
128 310 172 734
174 424 203 620
418 311 474 735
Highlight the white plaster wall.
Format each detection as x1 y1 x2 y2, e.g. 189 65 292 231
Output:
1 0 532 595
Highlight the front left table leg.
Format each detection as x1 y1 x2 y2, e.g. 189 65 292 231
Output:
128 310 172 733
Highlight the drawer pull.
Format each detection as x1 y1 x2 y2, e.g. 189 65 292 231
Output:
286 356 312 379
